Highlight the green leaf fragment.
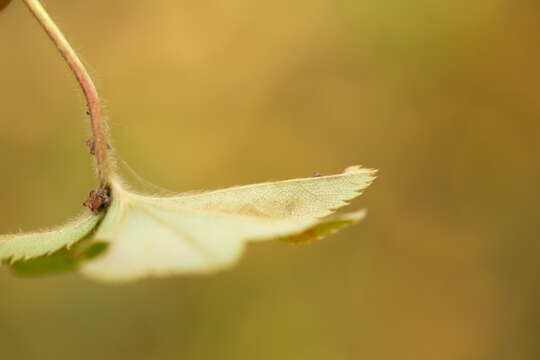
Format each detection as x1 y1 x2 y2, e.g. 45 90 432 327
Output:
0 212 103 263
10 249 77 277
81 242 109 260
7 233 106 278
280 210 366 244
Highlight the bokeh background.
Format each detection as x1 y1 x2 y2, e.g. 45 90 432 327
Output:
1 0 540 359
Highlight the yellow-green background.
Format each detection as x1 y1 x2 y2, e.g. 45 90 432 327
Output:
1 0 539 359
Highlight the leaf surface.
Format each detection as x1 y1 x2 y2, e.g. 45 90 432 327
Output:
0 213 102 263
80 166 375 282
159 165 375 219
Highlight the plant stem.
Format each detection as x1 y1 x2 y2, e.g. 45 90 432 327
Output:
22 0 112 187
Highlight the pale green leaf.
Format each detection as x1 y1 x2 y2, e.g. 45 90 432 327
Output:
159 165 375 219
80 166 376 282
0 212 103 263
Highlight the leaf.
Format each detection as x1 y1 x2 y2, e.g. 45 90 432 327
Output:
280 210 366 244
80 166 376 282
0 212 103 263
8 239 109 278
0 0 12 12
10 248 77 277
161 165 374 219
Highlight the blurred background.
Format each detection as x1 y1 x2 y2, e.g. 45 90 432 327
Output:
1 0 539 359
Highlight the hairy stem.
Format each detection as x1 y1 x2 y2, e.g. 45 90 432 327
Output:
22 0 112 186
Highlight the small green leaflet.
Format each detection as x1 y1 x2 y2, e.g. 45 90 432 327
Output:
1 166 376 282
279 210 366 244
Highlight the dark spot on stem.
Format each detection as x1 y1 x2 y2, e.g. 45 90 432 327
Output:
85 138 96 155
86 138 111 156
83 186 111 214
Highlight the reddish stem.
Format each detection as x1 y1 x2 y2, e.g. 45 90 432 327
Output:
22 0 113 187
